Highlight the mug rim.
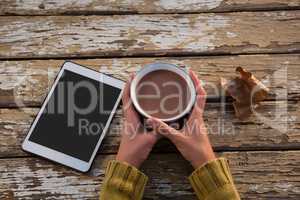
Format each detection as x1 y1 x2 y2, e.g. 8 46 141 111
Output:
130 62 196 122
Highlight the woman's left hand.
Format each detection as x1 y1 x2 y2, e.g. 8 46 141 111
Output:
116 75 160 168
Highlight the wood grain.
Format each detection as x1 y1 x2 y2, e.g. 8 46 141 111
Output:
1 0 300 15
1 98 299 157
1 1 299 199
0 11 300 59
1 54 299 107
0 151 299 199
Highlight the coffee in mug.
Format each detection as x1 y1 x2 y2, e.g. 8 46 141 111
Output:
130 63 196 127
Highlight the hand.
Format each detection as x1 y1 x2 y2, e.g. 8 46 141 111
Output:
147 70 215 169
116 75 160 168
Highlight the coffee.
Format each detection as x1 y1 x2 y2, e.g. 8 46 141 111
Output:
136 70 191 119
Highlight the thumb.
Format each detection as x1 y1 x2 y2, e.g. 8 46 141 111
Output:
146 117 183 143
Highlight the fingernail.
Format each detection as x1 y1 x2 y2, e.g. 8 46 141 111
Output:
146 118 153 125
158 125 170 135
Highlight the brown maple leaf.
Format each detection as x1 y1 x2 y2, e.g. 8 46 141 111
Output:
220 67 269 119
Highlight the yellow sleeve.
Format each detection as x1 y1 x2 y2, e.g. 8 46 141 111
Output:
189 158 240 200
100 160 148 200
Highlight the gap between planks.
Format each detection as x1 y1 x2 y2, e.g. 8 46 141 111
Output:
1 147 300 161
1 0 300 16
1 51 300 62
1 7 300 17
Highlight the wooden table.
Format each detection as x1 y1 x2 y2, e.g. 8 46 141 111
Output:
0 0 300 199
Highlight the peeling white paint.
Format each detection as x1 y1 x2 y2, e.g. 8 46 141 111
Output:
0 75 26 90
6 0 221 15
1 11 298 58
288 116 297 122
249 184 259 192
150 15 229 51
0 13 231 57
14 0 96 11
3 125 14 130
274 183 293 192
226 31 237 38
153 179 172 194
280 11 287 16
288 1 300 6
155 0 223 10
1 163 100 198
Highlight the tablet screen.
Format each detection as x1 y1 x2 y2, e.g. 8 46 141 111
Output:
28 69 121 162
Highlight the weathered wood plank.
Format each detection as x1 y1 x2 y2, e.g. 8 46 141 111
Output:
1 54 299 107
0 151 299 199
1 99 299 157
0 11 300 59
1 0 300 15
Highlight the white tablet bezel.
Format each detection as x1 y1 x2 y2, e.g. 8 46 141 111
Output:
22 61 125 172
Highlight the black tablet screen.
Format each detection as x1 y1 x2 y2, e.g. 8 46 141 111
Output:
29 69 121 162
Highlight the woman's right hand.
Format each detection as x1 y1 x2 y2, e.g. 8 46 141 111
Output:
147 70 215 169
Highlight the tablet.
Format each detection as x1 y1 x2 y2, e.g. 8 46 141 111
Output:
22 61 125 172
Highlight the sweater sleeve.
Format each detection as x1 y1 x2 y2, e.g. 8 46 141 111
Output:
189 158 240 200
100 160 148 200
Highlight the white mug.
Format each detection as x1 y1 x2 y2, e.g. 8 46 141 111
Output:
130 63 196 122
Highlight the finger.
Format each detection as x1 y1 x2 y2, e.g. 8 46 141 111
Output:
189 70 200 88
189 70 206 113
122 74 139 119
121 78 131 115
122 74 134 104
189 70 206 98
146 117 183 143
145 129 163 142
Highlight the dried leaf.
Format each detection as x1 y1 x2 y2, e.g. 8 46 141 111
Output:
220 67 269 120
221 77 251 103
236 67 269 103
233 101 252 120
